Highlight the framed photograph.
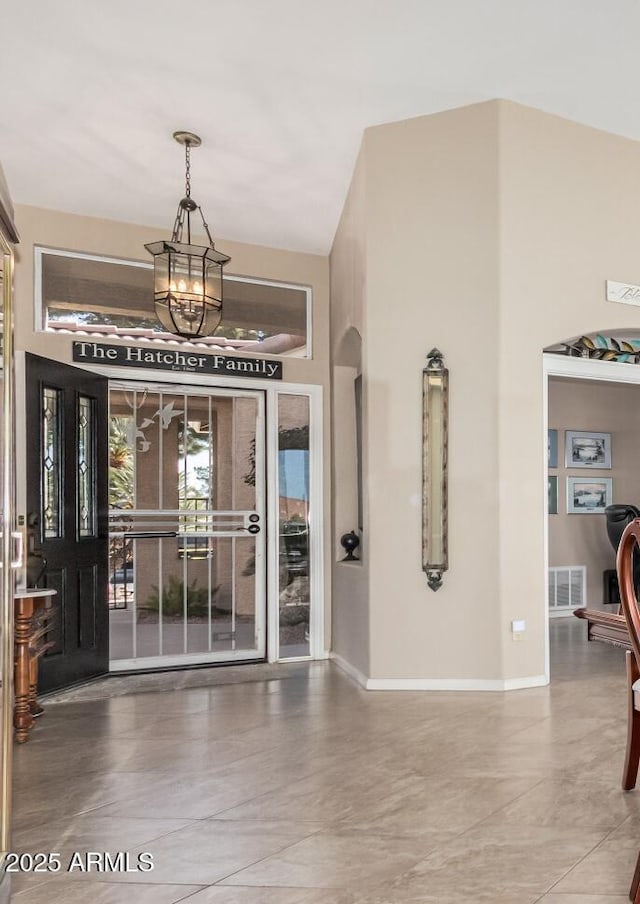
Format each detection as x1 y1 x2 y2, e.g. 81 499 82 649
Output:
565 430 611 469
548 476 558 514
567 476 612 514
548 429 558 468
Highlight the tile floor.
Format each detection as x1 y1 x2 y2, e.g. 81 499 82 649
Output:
8 619 640 903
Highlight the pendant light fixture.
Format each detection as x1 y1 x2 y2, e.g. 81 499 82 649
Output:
145 131 230 339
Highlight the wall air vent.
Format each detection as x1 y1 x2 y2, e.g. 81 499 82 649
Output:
548 565 586 617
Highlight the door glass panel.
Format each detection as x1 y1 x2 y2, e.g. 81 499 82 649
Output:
78 395 96 538
278 395 310 658
108 385 264 667
109 415 135 503
122 535 258 658
42 387 62 538
108 410 135 613
39 247 311 356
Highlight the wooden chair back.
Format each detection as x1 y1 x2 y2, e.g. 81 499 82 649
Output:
617 519 640 666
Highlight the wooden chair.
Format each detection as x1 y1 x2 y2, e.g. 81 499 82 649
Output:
632 850 640 904
617 520 640 792
614 519 640 902
573 605 630 649
573 504 640 651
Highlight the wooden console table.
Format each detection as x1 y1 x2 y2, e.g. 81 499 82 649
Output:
14 589 56 743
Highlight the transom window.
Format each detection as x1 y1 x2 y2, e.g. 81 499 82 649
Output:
36 247 311 358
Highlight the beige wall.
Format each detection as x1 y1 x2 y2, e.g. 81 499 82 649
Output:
12 204 333 650
331 99 640 685
548 377 640 607
499 101 640 679
330 147 370 677
365 104 502 680
331 103 503 681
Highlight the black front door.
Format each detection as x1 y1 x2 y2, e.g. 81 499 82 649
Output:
26 353 109 692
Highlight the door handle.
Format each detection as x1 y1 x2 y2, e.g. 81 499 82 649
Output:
11 531 23 568
118 532 178 539
0 531 24 568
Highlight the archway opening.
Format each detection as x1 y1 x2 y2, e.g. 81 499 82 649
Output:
544 330 640 680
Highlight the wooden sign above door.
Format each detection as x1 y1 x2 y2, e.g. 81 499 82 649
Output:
72 341 283 380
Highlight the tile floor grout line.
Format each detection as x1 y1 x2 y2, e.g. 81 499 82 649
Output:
543 825 626 896
170 884 215 902
206 834 321 888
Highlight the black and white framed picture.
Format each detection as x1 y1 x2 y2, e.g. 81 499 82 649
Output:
565 430 611 469
548 475 558 514
548 429 558 468
566 476 612 514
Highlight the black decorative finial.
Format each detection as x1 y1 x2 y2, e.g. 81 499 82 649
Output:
425 348 445 373
340 530 360 561
426 568 443 591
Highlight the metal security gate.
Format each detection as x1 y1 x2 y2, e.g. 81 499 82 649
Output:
108 382 265 670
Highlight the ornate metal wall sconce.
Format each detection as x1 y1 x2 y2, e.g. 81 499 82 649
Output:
422 348 449 591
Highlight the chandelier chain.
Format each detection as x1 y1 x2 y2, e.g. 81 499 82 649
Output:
185 142 191 199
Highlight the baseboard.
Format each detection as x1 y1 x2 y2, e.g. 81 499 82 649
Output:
366 674 549 691
330 652 368 688
502 674 548 690
330 656 549 692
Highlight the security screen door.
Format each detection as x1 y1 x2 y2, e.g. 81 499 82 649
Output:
108 383 266 669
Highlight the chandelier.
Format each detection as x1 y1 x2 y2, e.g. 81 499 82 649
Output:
145 131 230 339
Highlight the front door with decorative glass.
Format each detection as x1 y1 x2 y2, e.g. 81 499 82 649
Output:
25 353 109 692
107 382 266 670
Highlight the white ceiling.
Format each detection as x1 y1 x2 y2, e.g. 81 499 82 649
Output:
3 0 640 255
